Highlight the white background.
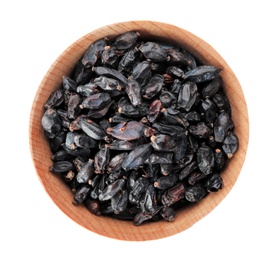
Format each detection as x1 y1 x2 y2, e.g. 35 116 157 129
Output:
1 0 276 259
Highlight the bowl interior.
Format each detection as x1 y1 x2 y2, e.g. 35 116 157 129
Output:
29 20 249 241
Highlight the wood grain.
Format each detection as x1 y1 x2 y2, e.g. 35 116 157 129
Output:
29 20 249 241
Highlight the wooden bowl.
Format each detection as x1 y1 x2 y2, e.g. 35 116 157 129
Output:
29 20 249 241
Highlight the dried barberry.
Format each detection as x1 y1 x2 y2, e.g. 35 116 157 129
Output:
42 31 238 226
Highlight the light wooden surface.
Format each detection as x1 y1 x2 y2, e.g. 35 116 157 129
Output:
29 20 249 241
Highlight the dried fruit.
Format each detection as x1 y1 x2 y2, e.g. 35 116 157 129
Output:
42 31 238 226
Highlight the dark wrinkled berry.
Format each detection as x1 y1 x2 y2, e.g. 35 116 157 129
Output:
184 65 222 83
161 183 185 207
126 78 142 107
82 39 107 67
197 145 214 175
63 76 77 91
114 31 139 50
151 134 176 152
106 121 148 141
111 189 128 214
49 161 74 174
107 153 127 173
189 122 213 139
98 179 125 201
41 109 62 138
122 144 152 171
185 184 206 202
178 81 198 111
202 77 222 98
214 148 226 172
139 42 168 62
160 206 175 222
93 66 127 85
94 146 110 174
154 173 178 190
131 61 151 86
142 74 164 99
44 89 64 109
178 161 198 181
129 177 149 205
80 92 111 110
79 118 106 140
76 159 94 183
147 99 162 123
205 173 223 192
222 131 239 158
73 184 91 205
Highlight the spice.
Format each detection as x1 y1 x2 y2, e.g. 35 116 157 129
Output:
42 31 238 225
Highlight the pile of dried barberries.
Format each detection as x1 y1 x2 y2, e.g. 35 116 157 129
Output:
41 31 238 226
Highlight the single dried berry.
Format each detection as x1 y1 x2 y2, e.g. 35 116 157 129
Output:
41 109 62 138
139 42 168 62
122 144 152 171
185 184 206 202
85 198 101 215
107 153 127 173
73 133 98 149
106 121 147 141
76 159 94 183
101 46 119 67
184 66 222 83
214 148 226 172
94 146 110 174
132 61 152 86
79 118 106 140
197 145 214 175
111 189 128 214
67 93 82 119
199 98 217 124
98 179 125 201
125 78 142 107
145 152 173 164
93 66 128 85
129 177 149 205
166 48 197 70
142 74 164 99
159 206 175 222
49 161 74 173
63 76 77 91
178 161 198 181
44 89 64 109
82 38 107 67
161 183 185 207
159 89 176 108
94 76 121 92
147 99 162 123
73 184 91 205
202 77 222 98
222 131 239 158
118 48 139 72
80 92 111 110
205 173 223 192
154 173 178 190
188 122 212 139
114 31 139 50
150 134 176 151
214 112 232 142
178 81 198 111
87 101 113 119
